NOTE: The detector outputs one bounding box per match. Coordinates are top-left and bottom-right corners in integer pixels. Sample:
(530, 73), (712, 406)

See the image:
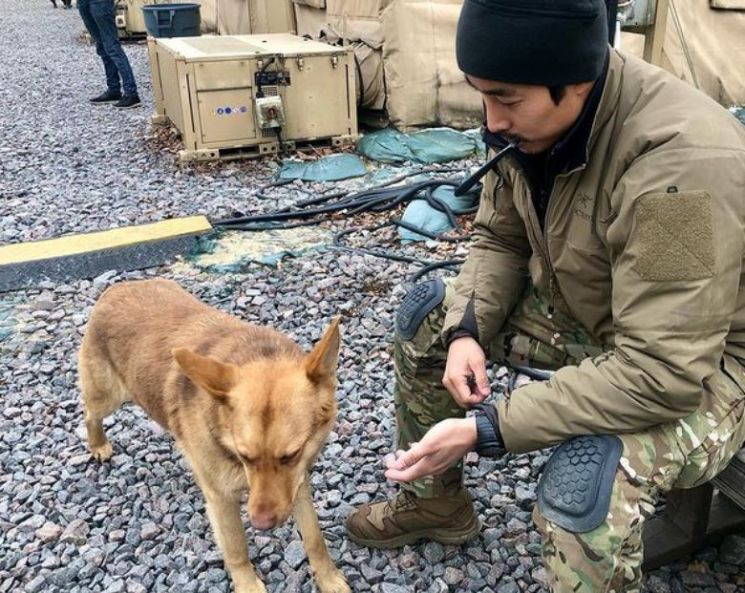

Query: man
(346, 0), (745, 590)
(78, 0), (140, 108)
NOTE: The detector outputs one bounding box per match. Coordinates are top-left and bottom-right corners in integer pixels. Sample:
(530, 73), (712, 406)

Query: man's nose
(484, 103), (511, 134)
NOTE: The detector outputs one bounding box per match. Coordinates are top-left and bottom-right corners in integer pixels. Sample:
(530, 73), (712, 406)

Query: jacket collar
(585, 49), (625, 160)
(548, 51), (609, 172)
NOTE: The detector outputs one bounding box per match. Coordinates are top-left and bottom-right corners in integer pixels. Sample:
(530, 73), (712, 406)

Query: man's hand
(384, 418), (477, 483)
(443, 337), (490, 407)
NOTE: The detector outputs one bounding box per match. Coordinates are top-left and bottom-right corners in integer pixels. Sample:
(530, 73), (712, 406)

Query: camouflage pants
(394, 280), (745, 593)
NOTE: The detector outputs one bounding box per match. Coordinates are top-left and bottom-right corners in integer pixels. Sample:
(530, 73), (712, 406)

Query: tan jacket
(443, 50), (745, 453)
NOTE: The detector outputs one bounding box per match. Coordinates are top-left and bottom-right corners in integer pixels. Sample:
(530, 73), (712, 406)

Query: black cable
(251, 166), (465, 202)
(332, 221), (467, 280)
(212, 167), (489, 281)
(276, 126), (286, 157)
(256, 57), (275, 98)
(215, 176), (468, 227)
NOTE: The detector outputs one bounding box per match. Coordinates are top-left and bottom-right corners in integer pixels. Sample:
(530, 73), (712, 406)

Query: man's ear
(304, 316), (341, 385)
(172, 348), (239, 401)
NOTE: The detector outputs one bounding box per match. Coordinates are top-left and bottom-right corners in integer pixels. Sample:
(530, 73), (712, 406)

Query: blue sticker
(225, 107), (232, 115)
(217, 107), (224, 115)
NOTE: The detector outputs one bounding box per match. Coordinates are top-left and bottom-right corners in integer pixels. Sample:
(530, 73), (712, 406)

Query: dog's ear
(172, 348), (239, 401)
(304, 316), (341, 385)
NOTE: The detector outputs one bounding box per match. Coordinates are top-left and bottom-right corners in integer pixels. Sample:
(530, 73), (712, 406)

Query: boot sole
(114, 103), (142, 109)
(90, 100), (121, 105)
(347, 515), (481, 549)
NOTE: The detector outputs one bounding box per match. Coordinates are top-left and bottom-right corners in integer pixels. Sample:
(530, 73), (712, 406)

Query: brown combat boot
(346, 488), (480, 548)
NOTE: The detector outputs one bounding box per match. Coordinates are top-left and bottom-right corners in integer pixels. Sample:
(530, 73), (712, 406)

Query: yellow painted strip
(0, 216), (212, 265)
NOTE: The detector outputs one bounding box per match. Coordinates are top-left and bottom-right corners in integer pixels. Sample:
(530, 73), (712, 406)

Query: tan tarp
(622, 0), (745, 105)
(353, 42), (386, 109)
(198, 0), (295, 35)
(381, 0), (480, 129)
(710, 0), (745, 9)
(291, 0), (745, 129)
(294, 3), (329, 38)
(195, 0), (218, 32)
(247, 0), (296, 34)
(216, 0), (250, 34)
(294, 0), (326, 7)
(324, 0), (391, 47)
(293, 0), (389, 109)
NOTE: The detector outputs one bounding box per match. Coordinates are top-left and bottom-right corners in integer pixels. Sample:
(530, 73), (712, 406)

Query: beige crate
(148, 33), (357, 161)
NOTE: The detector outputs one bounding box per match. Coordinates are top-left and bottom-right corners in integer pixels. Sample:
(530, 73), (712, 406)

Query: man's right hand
(443, 337), (490, 408)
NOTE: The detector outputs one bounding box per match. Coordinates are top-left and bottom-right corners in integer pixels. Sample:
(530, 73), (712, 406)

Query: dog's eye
(239, 454), (257, 465)
(279, 450), (301, 465)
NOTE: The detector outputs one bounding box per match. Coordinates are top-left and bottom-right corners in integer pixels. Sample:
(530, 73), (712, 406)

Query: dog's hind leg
(78, 341), (127, 461)
(294, 480), (350, 593)
(201, 487), (268, 593)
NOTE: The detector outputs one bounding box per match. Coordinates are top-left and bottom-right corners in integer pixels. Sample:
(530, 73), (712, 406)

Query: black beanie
(456, 0), (609, 86)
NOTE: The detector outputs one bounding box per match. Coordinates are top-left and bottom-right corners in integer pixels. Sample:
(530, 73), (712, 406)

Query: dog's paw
(90, 441), (113, 461)
(316, 570), (350, 593)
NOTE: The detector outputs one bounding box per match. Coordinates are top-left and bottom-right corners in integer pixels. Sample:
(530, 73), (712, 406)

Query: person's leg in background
(78, 0), (122, 103)
(88, 0), (140, 107)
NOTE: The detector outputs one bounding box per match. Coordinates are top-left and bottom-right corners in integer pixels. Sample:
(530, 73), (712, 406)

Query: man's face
(466, 75), (594, 155)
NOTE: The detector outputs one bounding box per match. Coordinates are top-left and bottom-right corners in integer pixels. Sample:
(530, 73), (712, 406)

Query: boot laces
(391, 490), (419, 512)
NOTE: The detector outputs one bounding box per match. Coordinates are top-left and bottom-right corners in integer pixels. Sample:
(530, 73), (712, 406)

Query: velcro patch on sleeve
(634, 191), (715, 282)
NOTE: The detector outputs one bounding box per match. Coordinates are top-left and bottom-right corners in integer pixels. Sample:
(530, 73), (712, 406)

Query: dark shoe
(89, 90), (121, 104)
(346, 489), (480, 548)
(113, 94), (141, 109)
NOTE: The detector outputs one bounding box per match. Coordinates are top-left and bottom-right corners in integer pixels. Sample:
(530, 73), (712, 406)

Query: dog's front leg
(294, 479), (350, 593)
(203, 491), (268, 593)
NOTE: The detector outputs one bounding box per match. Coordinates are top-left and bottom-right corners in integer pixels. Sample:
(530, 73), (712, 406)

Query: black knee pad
(537, 435), (623, 533)
(396, 278), (445, 340)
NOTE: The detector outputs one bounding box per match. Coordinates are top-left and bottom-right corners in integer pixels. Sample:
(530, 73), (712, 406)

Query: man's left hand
(384, 418), (478, 483)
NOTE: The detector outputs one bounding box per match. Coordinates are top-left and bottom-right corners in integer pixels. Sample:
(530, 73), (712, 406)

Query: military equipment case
(148, 33), (357, 161)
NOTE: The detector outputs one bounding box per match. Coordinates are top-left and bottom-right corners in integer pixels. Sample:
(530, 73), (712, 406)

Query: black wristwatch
(472, 404), (505, 457)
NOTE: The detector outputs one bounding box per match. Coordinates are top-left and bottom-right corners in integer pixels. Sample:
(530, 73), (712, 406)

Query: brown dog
(78, 278), (350, 593)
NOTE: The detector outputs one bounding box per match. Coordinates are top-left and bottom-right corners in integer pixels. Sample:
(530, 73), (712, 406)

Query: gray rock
(496, 581), (520, 593)
(59, 519), (89, 545)
(284, 540), (306, 569)
(442, 567), (464, 586)
(422, 542), (445, 564)
(380, 584), (409, 593)
(18, 514), (46, 532)
(140, 522), (159, 540)
(35, 521), (63, 542)
(718, 534), (745, 565)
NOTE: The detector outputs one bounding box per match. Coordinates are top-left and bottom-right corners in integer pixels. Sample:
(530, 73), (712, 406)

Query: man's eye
(279, 450), (301, 465)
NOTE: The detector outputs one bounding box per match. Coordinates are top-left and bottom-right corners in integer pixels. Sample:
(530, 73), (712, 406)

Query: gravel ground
(1, 2), (744, 592)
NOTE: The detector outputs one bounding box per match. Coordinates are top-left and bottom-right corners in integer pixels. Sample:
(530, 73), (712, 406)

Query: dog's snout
(251, 512), (279, 530)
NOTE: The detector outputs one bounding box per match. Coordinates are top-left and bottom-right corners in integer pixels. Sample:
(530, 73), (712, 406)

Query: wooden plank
(712, 450), (745, 509)
(643, 0), (670, 66)
(643, 483), (713, 570)
(643, 486), (745, 569)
